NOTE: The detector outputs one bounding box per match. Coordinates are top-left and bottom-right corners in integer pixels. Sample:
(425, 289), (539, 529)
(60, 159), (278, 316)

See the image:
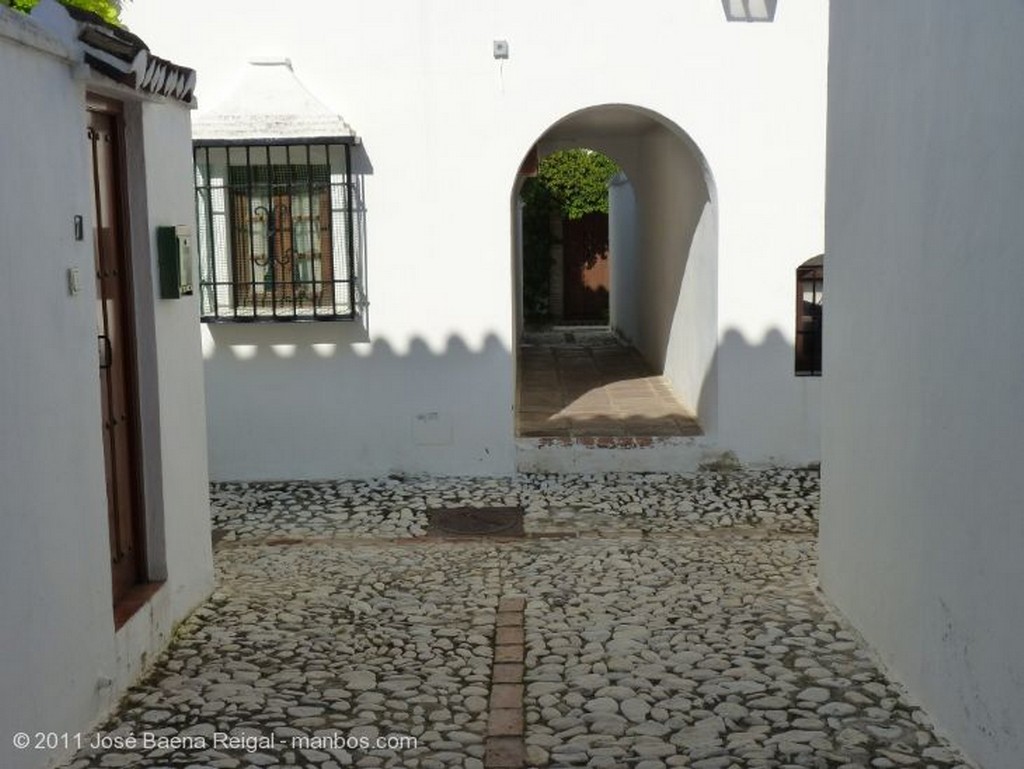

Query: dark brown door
(563, 212), (610, 321)
(88, 102), (145, 604)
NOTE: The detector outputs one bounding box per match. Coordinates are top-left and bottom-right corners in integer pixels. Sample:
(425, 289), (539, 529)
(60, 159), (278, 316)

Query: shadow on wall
(199, 327), (516, 479)
(695, 327), (821, 462)
(629, 166), (711, 370)
(609, 121), (717, 429)
(202, 326), (508, 364)
(199, 324), (800, 405)
(202, 321), (819, 476)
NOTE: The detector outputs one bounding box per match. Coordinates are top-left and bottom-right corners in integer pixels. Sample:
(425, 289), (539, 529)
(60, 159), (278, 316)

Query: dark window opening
(796, 255), (823, 375)
(193, 142), (356, 322)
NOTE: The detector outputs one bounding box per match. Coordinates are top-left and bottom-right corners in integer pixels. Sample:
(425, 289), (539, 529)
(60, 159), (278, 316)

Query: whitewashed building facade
(123, 0), (829, 481)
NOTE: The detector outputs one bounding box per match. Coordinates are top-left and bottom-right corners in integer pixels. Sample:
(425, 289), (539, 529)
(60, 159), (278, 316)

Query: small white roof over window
(192, 58), (357, 142)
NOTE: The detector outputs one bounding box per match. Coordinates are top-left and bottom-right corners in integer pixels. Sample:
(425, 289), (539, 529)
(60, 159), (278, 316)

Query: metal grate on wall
(193, 142), (356, 322)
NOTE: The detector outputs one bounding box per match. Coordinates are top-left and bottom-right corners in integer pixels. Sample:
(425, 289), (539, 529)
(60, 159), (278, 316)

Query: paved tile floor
(62, 470), (972, 769)
(517, 329), (702, 438)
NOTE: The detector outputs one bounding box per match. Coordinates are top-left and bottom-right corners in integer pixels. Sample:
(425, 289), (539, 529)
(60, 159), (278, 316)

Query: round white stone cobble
(798, 686), (832, 703)
(57, 469), (970, 769)
(209, 470), (821, 543)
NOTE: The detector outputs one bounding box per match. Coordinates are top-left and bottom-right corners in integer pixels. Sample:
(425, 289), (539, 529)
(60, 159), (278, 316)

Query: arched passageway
(511, 105), (718, 441)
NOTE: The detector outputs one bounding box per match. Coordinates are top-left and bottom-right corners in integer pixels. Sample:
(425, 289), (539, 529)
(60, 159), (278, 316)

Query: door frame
(87, 93), (149, 610)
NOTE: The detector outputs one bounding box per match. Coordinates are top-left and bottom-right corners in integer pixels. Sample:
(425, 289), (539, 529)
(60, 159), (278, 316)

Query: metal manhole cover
(426, 506), (525, 537)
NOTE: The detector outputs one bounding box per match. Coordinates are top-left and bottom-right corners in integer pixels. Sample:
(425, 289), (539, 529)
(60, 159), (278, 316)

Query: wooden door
(563, 212), (610, 321)
(88, 102), (145, 604)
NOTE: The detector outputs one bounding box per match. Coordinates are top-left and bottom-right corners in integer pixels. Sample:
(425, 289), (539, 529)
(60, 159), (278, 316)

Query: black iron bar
(205, 147), (220, 319)
(263, 146), (277, 320)
(286, 145), (297, 318)
(345, 143), (355, 319)
(245, 145), (257, 320)
(306, 144), (318, 318)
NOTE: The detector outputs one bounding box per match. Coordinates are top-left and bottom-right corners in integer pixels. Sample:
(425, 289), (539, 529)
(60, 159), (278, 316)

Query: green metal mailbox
(157, 225), (194, 299)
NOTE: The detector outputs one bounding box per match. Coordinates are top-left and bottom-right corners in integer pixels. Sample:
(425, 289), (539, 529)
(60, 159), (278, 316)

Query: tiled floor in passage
(516, 328), (702, 438)
(61, 470), (971, 769)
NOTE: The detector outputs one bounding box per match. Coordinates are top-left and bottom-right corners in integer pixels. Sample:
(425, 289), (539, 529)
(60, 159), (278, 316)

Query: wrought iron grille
(193, 142), (356, 321)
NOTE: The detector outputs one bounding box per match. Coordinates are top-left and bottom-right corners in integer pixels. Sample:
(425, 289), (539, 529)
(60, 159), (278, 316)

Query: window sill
(200, 314), (357, 324)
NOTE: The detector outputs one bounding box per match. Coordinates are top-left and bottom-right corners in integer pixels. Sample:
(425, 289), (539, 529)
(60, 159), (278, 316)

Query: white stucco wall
(608, 173), (637, 338)
(821, 3), (1024, 768)
(633, 125), (718, 430)
(133, 98), (216, 636)
(0, 10), (212, 769)
(123, 0), (827, 479)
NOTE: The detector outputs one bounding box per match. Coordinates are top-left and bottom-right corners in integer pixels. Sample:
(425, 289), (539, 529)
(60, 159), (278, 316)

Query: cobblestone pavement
(63, 470), (973, 769)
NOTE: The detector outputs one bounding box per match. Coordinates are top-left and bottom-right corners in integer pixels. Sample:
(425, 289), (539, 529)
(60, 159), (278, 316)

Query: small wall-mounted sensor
(493, 40), (509, 59)
(73, 215), (84, 241)
(67, 267), (81, 296)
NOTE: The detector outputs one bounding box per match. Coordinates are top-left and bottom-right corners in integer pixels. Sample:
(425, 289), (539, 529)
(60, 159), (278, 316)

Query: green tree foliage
(5, 0), (121, 25)
(535, 148), (619, 221)
(519, 178), (556, 317)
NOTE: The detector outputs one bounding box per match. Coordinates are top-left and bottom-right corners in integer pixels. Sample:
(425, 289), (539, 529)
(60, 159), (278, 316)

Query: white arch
(510, 103), (719, 431)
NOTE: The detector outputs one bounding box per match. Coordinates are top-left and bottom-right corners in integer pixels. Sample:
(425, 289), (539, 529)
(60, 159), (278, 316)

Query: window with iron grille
(795, 255), (823, 375)
(193, 142), (356, 321)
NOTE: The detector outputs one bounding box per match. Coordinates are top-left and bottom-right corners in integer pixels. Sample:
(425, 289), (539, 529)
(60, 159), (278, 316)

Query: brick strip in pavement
(485, 595), (527, 768)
